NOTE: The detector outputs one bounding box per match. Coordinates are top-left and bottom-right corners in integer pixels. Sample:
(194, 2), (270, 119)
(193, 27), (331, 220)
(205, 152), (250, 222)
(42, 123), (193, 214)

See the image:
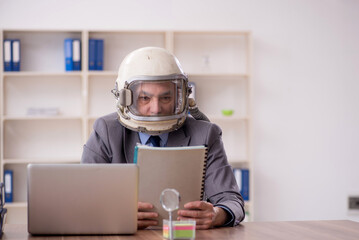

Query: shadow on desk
(3, 220), (359, 240)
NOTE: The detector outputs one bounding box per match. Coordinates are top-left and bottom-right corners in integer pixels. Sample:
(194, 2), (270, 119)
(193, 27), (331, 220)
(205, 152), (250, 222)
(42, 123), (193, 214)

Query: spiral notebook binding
(200, 146), (208, 200)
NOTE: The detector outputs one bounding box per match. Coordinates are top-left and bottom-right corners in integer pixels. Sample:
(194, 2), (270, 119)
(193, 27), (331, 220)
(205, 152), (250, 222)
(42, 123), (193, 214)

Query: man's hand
(138, 202), (158, 229)
(177, 201), (228, 229)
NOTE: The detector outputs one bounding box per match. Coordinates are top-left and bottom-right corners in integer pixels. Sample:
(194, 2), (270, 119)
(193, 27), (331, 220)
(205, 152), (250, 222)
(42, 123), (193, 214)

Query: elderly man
(81, 47), (245, 229)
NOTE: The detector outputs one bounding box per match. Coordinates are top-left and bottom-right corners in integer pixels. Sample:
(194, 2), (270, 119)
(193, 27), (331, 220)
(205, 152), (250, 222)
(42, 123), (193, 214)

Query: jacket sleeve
(81, 117), (113, 164)
(204, 123), (245, 226)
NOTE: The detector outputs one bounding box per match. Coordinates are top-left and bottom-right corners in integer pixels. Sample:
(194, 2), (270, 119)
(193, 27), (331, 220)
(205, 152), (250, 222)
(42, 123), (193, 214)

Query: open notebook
(134, 145), (207, 227)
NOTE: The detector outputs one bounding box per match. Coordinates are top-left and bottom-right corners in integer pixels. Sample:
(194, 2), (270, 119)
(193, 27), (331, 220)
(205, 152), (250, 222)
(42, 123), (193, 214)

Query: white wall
(1, 0), (359, 222)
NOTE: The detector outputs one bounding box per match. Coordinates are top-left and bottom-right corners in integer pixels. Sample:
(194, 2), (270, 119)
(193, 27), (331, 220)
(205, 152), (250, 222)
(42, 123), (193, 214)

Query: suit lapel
(124, 128), (140, 163)
(167, 127), (190, 147)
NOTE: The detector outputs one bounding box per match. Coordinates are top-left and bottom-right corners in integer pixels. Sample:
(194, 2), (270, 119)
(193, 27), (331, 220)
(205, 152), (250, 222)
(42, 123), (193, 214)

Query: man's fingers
(177, 209), (214, 219)
(137, 211), (158, 229)
(137, 202), (159, 229)
(138, 202), (154, 210)
(184, 201), (213, 211)
(178, 209), (201, 218)
(183, 201), (206, 209)
(138, 211), (158, 220)
(178, 201), (216, 230)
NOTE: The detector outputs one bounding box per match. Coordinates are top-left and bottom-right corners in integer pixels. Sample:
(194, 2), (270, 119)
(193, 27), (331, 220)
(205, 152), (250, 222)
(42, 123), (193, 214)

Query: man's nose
(149, 98), (161, 114)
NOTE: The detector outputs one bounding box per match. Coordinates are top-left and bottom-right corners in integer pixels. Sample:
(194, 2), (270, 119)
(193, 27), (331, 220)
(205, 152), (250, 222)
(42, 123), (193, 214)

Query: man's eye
(160, 96), (172, 103)
(139, 96), (150, 102)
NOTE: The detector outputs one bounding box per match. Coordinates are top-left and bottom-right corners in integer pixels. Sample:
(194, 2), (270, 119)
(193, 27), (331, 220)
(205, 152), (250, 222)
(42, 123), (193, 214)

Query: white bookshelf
(0, 29), (252, 223)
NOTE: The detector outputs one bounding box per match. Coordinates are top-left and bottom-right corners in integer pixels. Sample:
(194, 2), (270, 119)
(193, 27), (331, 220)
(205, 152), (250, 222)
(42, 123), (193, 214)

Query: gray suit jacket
(81, 112), (245, 226)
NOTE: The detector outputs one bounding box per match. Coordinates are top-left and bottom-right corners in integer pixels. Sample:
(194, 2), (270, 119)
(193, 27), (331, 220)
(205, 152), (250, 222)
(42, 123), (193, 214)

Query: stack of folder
(3, 39), (21, 71)
(4, 170), (13, 203)
(233, 168), (249, 201)
(88, 39), (104, 70)
(64, 38), (81, 71)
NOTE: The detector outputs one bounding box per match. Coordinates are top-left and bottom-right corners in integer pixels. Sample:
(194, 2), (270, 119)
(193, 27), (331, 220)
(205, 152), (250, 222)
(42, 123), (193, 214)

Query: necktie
(148, 135), (161, 147)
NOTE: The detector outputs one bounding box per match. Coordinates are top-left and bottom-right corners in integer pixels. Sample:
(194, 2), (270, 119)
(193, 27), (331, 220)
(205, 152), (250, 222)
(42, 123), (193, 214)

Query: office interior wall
(1, 0), (359, 222)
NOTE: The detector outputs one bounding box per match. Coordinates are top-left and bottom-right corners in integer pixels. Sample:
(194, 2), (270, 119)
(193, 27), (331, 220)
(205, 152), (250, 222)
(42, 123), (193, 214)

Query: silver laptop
(27, 163), (138, 235)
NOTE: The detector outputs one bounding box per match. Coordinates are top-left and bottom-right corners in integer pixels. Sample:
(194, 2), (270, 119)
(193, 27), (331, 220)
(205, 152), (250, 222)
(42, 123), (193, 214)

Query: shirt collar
(138, 132), (169, 147)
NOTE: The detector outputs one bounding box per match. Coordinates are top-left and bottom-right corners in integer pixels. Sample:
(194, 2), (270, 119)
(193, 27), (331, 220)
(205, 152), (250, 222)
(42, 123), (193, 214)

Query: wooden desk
(3, 220), (359, 240)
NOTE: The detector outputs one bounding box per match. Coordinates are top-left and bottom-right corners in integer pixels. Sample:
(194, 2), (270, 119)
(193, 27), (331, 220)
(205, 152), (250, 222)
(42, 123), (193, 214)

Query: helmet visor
(128, 79), (187, 119)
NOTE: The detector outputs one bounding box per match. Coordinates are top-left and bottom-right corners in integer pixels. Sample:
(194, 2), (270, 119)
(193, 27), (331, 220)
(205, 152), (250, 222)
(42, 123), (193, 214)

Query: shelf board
(3, 29), (82, 33)
(2, 116), (83, 121)
(229, 160), (250, 167)
(174, 30), (251, 35)
(209, 115), (249, 122)
(88, 71), (117, 76)
(3, 71), (82, 77)
(2, 159), (80, 165)
(89, 30), (166, 34)
(88, 116), (105, 121)
(4, 202), (27, 208)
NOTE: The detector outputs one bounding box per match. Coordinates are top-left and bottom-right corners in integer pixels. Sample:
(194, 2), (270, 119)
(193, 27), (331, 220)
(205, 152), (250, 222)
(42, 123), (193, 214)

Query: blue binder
(96, 39), (104, 70)
(4, 170), (13, 203)
(88, 39), (96, 70)
(241, 169), (249, 201)
(72, 39), (81, 71)
(11, 39), (21, 71)
(3, 39), (12, 71)
(64, 38), (73, 71)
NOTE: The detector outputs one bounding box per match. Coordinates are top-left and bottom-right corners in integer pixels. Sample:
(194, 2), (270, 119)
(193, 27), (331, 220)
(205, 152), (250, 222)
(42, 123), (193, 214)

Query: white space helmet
(112, 47), (191, 135)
